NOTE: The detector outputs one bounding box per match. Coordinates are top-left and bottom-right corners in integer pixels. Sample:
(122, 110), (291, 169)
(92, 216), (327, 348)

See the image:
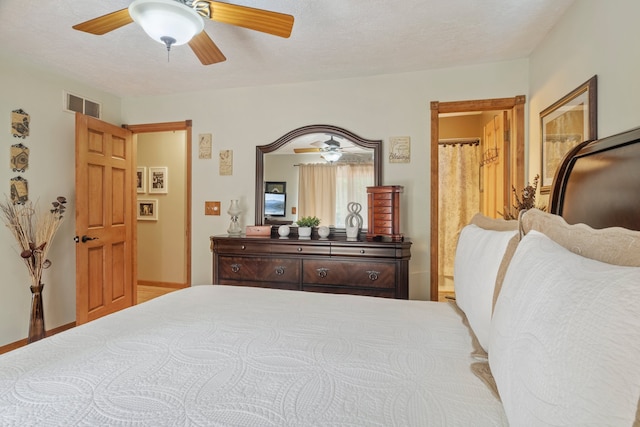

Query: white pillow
(489, 230), (640, 426)
(454, 224), (517, 352)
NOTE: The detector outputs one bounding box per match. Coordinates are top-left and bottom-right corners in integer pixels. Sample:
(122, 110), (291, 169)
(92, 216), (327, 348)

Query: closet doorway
(430, 97), (525, 301)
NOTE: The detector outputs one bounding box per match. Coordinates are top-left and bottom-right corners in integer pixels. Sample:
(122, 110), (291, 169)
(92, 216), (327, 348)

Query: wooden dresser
(210, 235), (412, 299)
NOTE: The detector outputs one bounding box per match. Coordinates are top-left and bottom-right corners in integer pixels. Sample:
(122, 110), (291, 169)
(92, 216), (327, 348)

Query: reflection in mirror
(255, 125), (382, 230)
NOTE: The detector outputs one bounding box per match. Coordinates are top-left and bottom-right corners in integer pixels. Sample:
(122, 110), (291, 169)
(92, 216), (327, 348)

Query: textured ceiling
(0, 0), (575, 97)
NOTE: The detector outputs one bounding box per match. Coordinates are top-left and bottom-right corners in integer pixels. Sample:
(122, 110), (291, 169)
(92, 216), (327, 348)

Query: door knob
(74, 235), (99, 243)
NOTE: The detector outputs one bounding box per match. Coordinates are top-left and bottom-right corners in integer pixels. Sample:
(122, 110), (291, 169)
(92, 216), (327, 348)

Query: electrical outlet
(205, 201), (221, 216)
(292, 207), (297, 214)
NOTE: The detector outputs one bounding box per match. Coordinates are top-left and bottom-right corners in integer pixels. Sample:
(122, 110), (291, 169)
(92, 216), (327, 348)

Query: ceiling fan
(294, 136), (342, 154)
(294, 135), (346, 162)
(72, 0), (294, 65)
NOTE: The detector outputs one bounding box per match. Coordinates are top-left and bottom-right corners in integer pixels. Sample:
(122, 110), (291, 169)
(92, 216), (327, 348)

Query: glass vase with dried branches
(0, 196), (67, 343)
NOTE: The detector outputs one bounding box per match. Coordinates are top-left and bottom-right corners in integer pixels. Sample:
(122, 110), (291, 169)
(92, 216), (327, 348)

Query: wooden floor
(137, 285), (180, 304)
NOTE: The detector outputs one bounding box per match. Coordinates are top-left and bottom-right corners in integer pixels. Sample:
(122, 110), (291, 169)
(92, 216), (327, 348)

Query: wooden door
(75, 113), (135, 325)
(481, 112), (508, 218)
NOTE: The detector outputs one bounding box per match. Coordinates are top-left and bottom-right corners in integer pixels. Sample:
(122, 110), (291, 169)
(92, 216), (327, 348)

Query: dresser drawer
(219, 256), (300, 283)
(372, 198), (393, 207)
(272, 243), (330, 256)
(215, 240), (268, 254)
(372, 192), (394, 200)
(373, 206), (393, 215)
(330, 245), (398, 258)
(372, 219), (393, 228)
(303, 260), (395, 288)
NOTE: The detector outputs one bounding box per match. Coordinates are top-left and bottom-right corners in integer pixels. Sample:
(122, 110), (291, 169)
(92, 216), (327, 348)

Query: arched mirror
(255, 125), (382, 230)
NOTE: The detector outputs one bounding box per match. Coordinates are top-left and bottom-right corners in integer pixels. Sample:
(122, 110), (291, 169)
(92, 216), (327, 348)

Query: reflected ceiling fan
(72, 0), (294, 65)
(294, 135), (345, 162)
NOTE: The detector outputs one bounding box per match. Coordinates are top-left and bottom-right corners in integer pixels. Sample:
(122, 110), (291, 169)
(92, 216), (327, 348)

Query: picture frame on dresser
(540, 75), (597, 193)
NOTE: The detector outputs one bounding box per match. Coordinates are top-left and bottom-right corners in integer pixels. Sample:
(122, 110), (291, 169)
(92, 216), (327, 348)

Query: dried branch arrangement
(500, 175), (545, 220)
(0, 196), (67, 286)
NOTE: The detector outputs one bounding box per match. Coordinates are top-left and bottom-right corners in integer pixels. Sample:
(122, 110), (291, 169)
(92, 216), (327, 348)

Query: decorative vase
(278, 224), (290, 238)
(346, 226), (359, 241)
(345, 202), (363, 241)
(227, 199), (242, 236)
(298, 226), (312, 239)
(28, 283), (45, 344)
(318, 225), (330, 239)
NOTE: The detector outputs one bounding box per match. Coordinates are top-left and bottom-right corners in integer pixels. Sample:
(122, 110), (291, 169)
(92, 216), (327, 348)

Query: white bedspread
(0, 285), (506, 426)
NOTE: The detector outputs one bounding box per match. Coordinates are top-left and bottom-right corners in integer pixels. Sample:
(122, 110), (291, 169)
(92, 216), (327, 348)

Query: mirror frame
(255, 124), (382, 227)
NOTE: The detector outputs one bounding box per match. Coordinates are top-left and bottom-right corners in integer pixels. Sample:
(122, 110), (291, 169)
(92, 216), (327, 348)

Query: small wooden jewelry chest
(366, 185), (403, 242)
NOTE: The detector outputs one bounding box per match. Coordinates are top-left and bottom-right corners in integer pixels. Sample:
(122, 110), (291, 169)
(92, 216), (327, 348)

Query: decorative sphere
(278, 225), (290, 237)
(318, 226), (330, 238)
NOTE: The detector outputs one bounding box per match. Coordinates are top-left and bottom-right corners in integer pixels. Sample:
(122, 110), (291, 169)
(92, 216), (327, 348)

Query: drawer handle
(275, 266), (285, 276)
(366, 270), (380, 281)
(316, 267), (329, 278)
(360, 249), (365, 254)
(297, 247), (303, 252)
(231, 263), (241, 273)
(241, 245), (246, 250)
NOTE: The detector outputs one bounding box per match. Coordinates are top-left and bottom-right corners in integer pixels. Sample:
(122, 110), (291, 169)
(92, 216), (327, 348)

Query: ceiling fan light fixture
(322, 150), (342, 163)
(129, 0), (204, 47)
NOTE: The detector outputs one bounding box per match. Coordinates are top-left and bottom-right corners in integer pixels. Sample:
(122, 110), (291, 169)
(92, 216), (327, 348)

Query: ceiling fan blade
(294, 148), (321, 154)
(189, 31), (227, 65)
(208, 1), (294, 38)
(72, 8), (133, 35)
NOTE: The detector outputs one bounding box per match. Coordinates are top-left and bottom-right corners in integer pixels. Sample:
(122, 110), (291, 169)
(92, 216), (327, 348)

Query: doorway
(124, 121), (193, 292)
(429, 96), (525, 301)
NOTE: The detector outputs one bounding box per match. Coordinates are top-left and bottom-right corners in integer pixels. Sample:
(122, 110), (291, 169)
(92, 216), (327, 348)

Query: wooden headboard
(550, 126), (640, 231)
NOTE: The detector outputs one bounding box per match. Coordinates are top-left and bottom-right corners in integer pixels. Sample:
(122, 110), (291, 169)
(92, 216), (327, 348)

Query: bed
(1, 128), (639, 426)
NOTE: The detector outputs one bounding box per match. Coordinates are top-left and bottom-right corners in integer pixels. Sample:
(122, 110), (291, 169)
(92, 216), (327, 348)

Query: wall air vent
(63, 91), (101, 119)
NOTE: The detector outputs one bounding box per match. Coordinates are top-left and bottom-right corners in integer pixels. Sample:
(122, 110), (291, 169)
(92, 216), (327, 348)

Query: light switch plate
(205, 201), (221, 216)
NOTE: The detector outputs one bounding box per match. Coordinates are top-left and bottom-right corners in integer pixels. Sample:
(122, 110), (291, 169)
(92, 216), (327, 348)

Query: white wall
(528, 0), (640, 195)
(0, 53), (122, 346)
(121, 59), (530, 301)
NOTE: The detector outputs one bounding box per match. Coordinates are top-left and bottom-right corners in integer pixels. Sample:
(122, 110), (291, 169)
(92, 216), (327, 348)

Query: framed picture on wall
(137, 199), (158, 221)
(149, 166), (168, 194)
(136, 167), (146, 193)
(265, 181), (286, 194)
(540, 75), (597, 193)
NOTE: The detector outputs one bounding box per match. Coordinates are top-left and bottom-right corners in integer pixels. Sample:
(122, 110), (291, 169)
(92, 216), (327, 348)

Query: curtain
(438, 144), (480, 288)
(298, 164), (337, 226)
(335, 164), (374, 227)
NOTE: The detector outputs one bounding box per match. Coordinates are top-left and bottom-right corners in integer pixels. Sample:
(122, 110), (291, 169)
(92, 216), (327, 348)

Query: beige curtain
(298, 164), (337, 226)
(438, 144), (480, 288)
(335, 164), (374, 227)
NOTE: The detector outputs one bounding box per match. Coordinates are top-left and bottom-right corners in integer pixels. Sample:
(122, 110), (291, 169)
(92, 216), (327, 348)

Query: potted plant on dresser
(296, 216), (320, 239)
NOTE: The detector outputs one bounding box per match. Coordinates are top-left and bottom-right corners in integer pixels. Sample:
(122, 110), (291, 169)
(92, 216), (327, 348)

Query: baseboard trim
(137, 280), (188, 289)
(0, 321), (76, 355)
